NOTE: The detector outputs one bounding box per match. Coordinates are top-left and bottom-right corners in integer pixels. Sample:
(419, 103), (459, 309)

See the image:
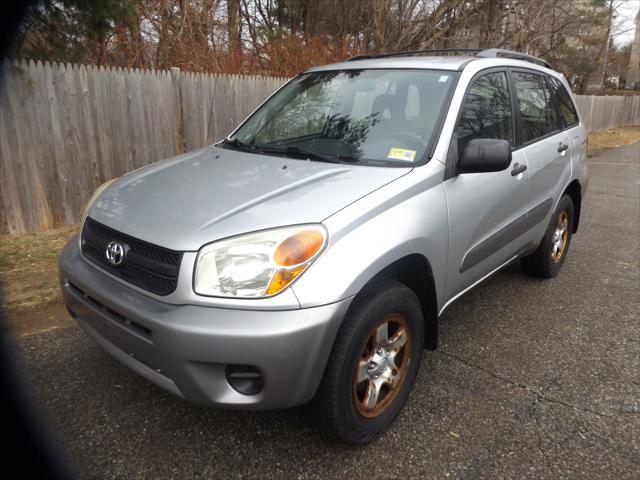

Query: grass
(1, 224), (78, 336)
(588, 126), (640, 156)
(1, 126), (639, 336)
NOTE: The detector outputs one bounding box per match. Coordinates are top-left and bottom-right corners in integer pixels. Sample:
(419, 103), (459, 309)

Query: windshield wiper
(221, 139), (358, 164)
(260, 145), (343, 164)
(219, 138), (263, 154)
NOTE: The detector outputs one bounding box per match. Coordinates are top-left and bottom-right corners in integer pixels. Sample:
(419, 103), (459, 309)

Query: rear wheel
(315, 279), (424, 444)
(521, 195), (574, 278)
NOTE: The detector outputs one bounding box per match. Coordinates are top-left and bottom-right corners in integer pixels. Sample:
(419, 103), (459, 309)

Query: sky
(614, 0), (639, 46)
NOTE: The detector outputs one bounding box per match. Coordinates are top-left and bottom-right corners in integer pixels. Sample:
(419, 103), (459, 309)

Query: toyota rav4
(60, 48), (588, 444)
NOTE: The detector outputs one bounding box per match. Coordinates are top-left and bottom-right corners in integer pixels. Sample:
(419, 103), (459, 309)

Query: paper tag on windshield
(388, 148), (417, 162)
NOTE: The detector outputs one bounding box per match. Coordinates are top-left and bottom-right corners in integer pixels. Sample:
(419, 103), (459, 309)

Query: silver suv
(60, 49), (588, 444)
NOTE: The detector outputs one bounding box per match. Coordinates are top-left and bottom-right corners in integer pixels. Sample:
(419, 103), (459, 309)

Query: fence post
(170, 67), (186, 154)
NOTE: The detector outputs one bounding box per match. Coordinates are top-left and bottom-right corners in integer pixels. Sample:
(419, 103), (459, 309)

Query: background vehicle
(60, 49), (588, 444)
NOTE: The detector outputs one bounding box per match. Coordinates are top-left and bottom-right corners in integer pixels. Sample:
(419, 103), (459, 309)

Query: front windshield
(230, 69), (456, 166)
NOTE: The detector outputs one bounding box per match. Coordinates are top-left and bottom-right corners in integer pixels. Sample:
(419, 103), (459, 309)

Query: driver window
(254, 80), (340, 143)
(455, 72), (513, 153)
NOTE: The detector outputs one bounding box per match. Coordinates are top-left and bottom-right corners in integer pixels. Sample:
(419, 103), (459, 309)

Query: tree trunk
(600, 0), (614, 89)
(227, 0), (242, 56)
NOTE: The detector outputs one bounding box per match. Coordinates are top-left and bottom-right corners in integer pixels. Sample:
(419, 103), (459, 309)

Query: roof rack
(476, 48), (551, 68)
(346, 49), (482, 62)
(347, 47), (551, 69)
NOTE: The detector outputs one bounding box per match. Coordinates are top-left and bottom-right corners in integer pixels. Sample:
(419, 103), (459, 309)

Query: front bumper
(59, 237), (352, 409)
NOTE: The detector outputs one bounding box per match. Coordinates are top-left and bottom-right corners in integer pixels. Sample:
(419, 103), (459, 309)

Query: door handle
(511, 162), (527, 176)
(558, 143), (569, 153)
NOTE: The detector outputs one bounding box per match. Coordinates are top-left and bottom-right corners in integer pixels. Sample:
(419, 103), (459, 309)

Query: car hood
(88, 146), (411, 251)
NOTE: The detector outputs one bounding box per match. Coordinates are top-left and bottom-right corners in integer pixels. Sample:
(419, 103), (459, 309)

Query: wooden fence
(0, 60), (285, 234)
(0, 60), (638, 234)
(574, 95), (640, 133)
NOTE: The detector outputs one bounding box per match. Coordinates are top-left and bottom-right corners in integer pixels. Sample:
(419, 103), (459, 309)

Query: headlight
(83, 178), (116, 219)
(194, 225), (327, 298)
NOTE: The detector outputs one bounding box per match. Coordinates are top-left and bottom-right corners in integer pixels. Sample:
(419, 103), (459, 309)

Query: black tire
(521, 195), (574, 278)
(314, 278), (424, 444)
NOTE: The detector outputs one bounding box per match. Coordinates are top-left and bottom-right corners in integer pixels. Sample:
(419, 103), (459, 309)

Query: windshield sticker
(388, 148), (417, 161)
(438, 75), (450, 82)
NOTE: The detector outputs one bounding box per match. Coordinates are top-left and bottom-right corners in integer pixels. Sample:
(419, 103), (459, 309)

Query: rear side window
(542, 78), (562, 133)
(455, 71), (513, 152)
(512, 71), (557, 144)
(548, 76), (579, 127)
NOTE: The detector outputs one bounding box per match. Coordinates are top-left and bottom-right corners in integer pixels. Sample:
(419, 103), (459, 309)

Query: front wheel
(314, 279), (424, 444)
(521, 194), (574, 278)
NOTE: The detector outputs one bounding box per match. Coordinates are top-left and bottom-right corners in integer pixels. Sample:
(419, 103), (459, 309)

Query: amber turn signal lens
(273, 229), (324, 267)
(266, 229), (325, 295)
(265, 266), (306, 295)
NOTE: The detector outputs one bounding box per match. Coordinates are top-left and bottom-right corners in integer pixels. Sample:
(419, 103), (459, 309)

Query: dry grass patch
(1, 224), (78, 336)
(588, 126), (640, 156)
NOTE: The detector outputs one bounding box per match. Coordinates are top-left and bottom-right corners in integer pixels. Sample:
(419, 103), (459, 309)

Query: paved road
(13, 143), (640, 479)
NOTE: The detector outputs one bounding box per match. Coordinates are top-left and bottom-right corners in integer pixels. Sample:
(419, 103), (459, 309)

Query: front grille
(81, 217), (182, 296)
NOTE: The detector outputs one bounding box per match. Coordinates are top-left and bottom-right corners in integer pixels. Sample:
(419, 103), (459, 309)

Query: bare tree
(12, 0), (618, 86)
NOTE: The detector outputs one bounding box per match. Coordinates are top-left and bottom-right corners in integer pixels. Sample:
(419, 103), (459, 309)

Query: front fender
(292, 161), (449, 310)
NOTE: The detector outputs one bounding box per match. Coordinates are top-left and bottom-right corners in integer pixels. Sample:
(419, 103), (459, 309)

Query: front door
(443, 70), (531, 304)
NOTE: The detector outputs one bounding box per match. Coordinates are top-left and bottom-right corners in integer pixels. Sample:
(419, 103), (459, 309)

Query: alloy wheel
(550, 210), (569, 263)
(352, 313), (412, 418)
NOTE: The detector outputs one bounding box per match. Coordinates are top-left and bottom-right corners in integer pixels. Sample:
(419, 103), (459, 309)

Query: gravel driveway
(12, 142), (640, 479)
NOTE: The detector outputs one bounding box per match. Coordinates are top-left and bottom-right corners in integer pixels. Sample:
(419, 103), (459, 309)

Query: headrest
(371, 94), (403, 120)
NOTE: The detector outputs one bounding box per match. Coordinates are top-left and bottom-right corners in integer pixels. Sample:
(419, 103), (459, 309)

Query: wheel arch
(360, 253), (439, 351)
(563, 180), (582, 233)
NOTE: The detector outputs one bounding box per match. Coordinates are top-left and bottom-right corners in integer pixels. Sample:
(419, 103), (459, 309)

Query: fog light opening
(225, 365), (264, 396)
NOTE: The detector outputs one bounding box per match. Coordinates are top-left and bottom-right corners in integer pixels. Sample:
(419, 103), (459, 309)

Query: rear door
(510, 70), (572, 246)
(443, 69), (531, 302)
(548, 75), (588, 171)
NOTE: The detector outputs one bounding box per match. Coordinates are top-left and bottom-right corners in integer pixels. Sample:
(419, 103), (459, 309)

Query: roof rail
(346, 47), (551, 68)
(346, 54), (374, 61)
(346, 48), (482, 61)
(476, 48), (551, 68)
(376, 48), (483, 58)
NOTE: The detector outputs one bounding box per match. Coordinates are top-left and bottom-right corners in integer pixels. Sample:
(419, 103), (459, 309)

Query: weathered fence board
(0, 59), (638, 234)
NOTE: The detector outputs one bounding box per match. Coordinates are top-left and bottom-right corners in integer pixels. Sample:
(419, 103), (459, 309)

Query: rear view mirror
(457, 139), (512, 174)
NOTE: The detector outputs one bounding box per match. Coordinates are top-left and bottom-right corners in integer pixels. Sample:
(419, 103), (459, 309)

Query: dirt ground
(587, 126), (640, 155)
(0, 225), (78, 336)
(1, 126), (639, 338)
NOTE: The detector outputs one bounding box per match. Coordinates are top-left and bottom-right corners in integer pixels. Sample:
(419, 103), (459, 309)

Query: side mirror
(457, 139), (512, 174)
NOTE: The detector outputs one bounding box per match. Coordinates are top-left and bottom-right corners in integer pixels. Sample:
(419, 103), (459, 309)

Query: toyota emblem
(106, 241), (126, 266)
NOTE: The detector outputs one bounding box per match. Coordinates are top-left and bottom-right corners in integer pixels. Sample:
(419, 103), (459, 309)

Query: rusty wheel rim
(550, 210), (569, 263)
(352, 313), (412, 418)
